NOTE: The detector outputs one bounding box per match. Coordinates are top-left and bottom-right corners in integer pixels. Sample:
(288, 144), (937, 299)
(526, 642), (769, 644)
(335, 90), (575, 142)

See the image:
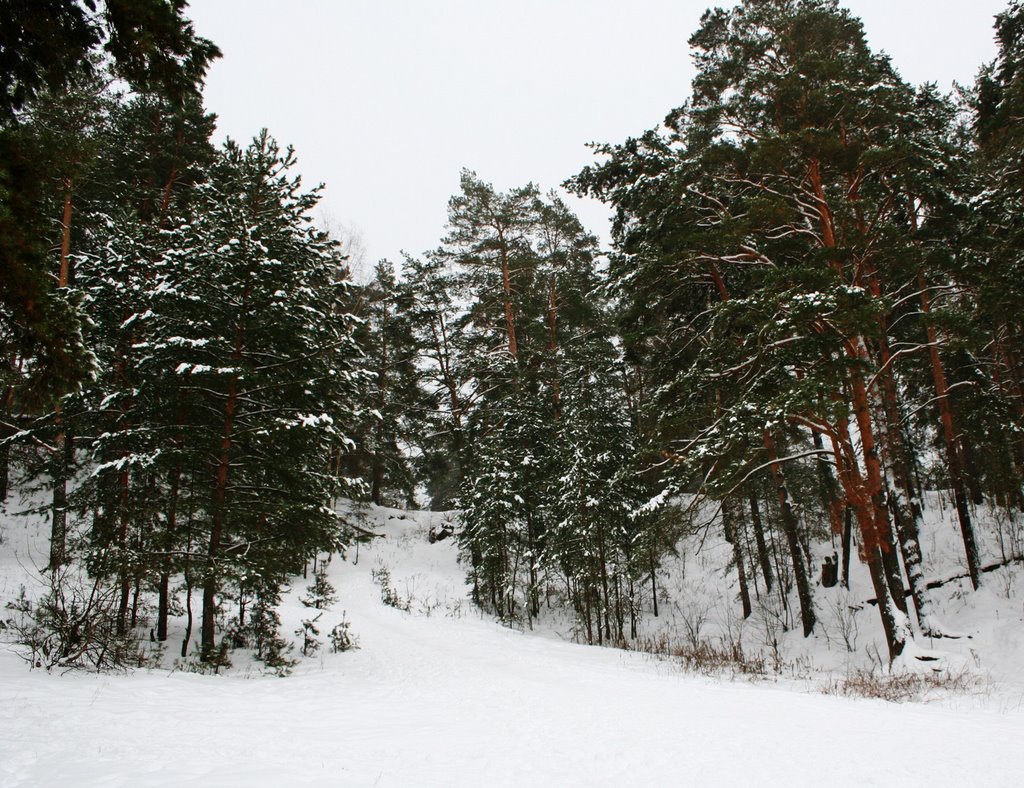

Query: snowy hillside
(3, 495), (1024, 787)
(640, 491), (1024, 685)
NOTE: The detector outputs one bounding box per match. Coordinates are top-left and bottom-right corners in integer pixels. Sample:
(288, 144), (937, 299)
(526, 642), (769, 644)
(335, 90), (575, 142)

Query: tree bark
(649, 551), (659, 617)
(861, 256), (935, 631)
(723, 498), (752, 619)
(808, 158), (908, 659)
(919, 273), (982, 589)
(497, 228), (518, 359)
(116, 467), (132, 636)
(831, 413), (909, 661)
(0, 382), (12, 503)
(764, 432), (815, 636)
(371, 460), (385, 506)
(48, 183), (74, 570)
(748, 492), (774, 593)
(841, 507), (852, 588)
(202, 270), (250, 660)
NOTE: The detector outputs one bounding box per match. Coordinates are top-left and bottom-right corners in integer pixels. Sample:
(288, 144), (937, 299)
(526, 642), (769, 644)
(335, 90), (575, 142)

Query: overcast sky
(186, 0), (1009, 277)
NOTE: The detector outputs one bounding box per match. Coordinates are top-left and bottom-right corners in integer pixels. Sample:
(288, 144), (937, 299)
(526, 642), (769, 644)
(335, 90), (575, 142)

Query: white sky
(186, 0), (1009, 276)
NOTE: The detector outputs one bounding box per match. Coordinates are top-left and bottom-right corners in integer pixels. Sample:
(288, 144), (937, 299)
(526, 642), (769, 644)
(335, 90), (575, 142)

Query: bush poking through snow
(674, 641), (769, 677)
(302, 570), (337, 610)
(329, 613), (359, 652)
(820, 669), (982, 703)
(7, 573), (137, 672)
(207, 640), (233, 674)
(248, 592), (295, 675)
(372, 564), (411, 611)
(824, 590), (862, 653)
(296, 613), (322, 657)
(634, 632), (770, 678)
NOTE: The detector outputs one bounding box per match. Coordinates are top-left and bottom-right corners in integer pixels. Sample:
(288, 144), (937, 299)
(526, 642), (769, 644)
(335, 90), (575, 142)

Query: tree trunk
(831, 414), (910, 661)
(182, 577), (193, 659)
(49, 437), (68, 570)
(807, 159), (910, 659)
(748, 492), (774, 593)
(961, 437), (985, 506)
(202, 263), (251, 660)
(864, 258), (934, 630)
(879, 527), (908, 617)
(59, 183), (73, 288)
(919, 274), (982, 588)
(723, 498), (752, 619)
(628, 574), (638, 639)
(116, 468), (131, 636)
(763, 432), (815, 636)
(0, 381), (14, 503)
(371, 459), (384, 506)
(582, 577), (594, 645)
(526, 509), (540, 619)
(614, 573), (624, 643)
(157, 471), (179, 642)
(810, 428), (847, 540)
(595, 519), (612, 643)
(48, 184), (75, 570)
(203, 367), (237, 659)
(649, 551), (659, 617)
(498, 232), (518, 359)
(842, 312), (900, 615)
(841, 507), (852, 588)
(866, 546), (906, 661)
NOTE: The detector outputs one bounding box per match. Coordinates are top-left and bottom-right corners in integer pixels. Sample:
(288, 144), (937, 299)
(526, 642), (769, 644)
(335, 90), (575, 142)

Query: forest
(2, 0), (1024, 676)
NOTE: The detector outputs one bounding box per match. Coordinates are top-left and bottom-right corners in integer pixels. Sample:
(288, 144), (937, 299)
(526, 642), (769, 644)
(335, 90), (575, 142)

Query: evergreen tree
(156, 131), (363, 660)
(965, 0), (1024, 511)
(351, 260), (425, 506)
(567, 0), (1005, 658)
(402, 252), (467, 508)
(0, 0), (219, 398)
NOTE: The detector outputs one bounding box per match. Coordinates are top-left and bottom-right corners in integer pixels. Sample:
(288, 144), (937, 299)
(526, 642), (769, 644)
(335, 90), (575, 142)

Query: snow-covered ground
(646, 491), (1024, 688)
(2, 495), (1024, 786)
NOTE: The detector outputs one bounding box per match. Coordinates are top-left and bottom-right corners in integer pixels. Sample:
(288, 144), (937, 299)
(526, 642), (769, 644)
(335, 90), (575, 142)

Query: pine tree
(568, 0), (1000, 658)
(402, 253), (466, 508)
(351, 260), (425, 506)
(965, 0), (1024, 514)
(550, 334), (646, 644)
(0, 0), (219, 402)
(155, 131), (363, 660)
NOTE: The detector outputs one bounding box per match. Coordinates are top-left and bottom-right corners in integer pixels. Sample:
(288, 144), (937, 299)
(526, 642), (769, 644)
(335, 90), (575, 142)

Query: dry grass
(820, 668), (984, 703)
(633, 632), (771, 678)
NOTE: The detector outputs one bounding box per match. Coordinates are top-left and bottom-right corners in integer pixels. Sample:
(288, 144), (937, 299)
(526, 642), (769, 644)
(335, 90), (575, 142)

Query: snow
(2, 497), (1024, 786)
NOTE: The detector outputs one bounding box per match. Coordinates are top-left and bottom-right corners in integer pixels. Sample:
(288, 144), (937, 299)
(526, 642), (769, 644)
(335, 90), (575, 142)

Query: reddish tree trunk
(202, 273), (250, 660)
(919, 274), (982, 589)
(498, 233), (518, 359)
(808, 158), (908, 659)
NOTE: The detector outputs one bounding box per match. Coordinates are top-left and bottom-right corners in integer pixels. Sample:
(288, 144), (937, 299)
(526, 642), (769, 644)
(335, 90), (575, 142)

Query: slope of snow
(627, 491), (1024, 691)
(2, 498), (1024, 786)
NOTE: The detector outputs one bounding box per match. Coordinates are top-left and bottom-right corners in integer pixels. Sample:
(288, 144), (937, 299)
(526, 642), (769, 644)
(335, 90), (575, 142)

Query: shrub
(7, 572), (136, 672)
(329, 612), (359, 653)
(821, 668), (980, 703)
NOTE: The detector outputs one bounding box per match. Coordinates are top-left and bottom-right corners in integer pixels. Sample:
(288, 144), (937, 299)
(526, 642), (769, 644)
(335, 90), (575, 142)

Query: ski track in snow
(2, 503), (1023, 786)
